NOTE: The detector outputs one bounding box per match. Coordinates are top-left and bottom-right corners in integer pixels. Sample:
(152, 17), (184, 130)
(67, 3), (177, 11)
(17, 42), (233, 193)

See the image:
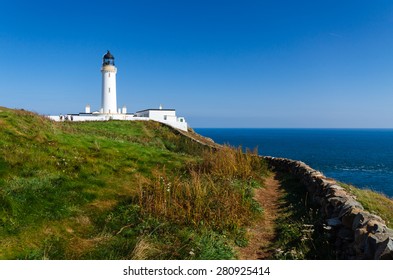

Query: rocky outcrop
(263, 156), (393, 260)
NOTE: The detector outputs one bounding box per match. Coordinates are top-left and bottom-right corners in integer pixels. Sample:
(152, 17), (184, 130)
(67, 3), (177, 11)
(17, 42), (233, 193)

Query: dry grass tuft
(199, 146), (265, 180)
(135, 145), (268, 231)
(130, 237), (159, 260)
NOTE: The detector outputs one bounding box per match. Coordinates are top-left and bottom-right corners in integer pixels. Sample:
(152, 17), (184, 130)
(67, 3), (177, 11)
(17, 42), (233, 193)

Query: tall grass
(198, 146), (266, 180)
(135, 146), (268, 231)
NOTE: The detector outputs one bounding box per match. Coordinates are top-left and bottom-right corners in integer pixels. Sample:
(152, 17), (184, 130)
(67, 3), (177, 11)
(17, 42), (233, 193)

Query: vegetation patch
(269, 173), (335, 259)
(0, 107), (268, 259)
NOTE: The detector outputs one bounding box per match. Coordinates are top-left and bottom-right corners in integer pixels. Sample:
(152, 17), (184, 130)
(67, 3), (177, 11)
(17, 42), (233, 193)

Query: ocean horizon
(194, 128), (393, 198)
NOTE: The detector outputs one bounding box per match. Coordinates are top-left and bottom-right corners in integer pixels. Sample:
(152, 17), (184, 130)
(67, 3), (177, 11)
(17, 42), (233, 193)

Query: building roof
(103, 50), (114, 59)
(136, 109), (175, 113)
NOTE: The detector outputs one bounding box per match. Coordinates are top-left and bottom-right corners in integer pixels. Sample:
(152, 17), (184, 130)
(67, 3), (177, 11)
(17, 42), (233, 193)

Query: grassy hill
(0, 107), (268, 259)
(2, 107), (393, 260)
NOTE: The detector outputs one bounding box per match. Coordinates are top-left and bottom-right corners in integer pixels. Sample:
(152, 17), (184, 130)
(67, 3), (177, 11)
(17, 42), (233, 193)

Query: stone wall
(263, 156), (393, 260)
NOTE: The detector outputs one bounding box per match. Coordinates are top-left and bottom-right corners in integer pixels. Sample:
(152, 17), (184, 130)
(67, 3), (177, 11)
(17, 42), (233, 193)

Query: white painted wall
(169, 119), (188, 131)
(48, 114), (150, 122)
(151, 110), (175, 121)
(101, 65), (117, 114)
(135, 109), (188, 131)
(48, 113), (188, 131)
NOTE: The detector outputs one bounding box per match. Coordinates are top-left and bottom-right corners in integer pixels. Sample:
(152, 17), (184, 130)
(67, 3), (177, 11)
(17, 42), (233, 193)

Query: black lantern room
(103, 50), (115, 66)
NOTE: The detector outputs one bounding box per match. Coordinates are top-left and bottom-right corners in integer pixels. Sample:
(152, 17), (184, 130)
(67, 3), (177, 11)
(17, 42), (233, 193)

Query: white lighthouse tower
(101, 50), (117, 114)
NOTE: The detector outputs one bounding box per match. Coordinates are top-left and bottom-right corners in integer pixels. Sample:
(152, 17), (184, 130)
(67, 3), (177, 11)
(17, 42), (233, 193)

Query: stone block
(374, 237), (393, 260)
(352, 211), (375, 230)
(321, 178), (338, 187)
(341, 207), (363, 229)
(366, 220), (387, 234)
(323, 201), (335, 217)
(364, 233), (388, 259)
(385, 228), (393, 238)
(327, 197), (348, 217)
(326, 217), (342, 227)
(338, 199), (364, 217)
(337, 227), (354, 241)
(354, 228), (368, 254)
(327, 184), (345, 191)
(326, 188), (348, 198)
(364, 234), (379, 259)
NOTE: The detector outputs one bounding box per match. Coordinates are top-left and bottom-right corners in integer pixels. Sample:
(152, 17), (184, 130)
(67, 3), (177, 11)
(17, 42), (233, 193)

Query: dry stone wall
(263, 156), (393, 260)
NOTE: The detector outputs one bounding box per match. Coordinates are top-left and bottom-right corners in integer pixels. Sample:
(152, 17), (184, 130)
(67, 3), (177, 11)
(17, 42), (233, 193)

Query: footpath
(237, 173), (284, 259)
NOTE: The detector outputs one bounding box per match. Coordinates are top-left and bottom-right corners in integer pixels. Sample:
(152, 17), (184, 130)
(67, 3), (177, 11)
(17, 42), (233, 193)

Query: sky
(1, 0), (393, 128)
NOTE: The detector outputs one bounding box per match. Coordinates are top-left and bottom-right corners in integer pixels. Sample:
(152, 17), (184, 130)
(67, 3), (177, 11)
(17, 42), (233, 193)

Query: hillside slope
(0, 107), (267, 259)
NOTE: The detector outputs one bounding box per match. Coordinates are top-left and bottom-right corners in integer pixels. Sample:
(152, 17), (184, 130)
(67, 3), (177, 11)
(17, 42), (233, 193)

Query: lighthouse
(48, 50), (188, 131)
(101, 50), (117, 114)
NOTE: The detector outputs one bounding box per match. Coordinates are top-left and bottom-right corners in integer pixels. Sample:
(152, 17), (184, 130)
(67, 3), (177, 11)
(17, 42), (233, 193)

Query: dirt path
(237, 172), (283, 259)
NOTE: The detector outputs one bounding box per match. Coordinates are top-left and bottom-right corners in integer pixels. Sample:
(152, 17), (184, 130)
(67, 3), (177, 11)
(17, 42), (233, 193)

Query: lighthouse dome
(103, 51), (115, 66)
(103, 50), (114, 59)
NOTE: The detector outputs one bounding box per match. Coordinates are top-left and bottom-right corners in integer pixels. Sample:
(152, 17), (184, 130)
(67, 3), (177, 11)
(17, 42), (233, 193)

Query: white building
(135, 107), (188, 131)
(48, 51), (188, 131)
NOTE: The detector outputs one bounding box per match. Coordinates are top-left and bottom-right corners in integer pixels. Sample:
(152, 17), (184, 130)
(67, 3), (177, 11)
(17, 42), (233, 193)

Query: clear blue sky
(1, 0), (393, 128)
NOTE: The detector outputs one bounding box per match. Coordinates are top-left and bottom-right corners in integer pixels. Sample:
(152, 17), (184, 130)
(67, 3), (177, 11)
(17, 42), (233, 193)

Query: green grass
(0, 107), (268, 259)
(269, 173), (335, 260)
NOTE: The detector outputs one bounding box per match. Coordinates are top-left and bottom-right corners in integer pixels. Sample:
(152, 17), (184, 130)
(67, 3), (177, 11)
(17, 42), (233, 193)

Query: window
(164, 116), (167, 120)
(108, 73), (110, 77)
(109, 87), (111, 93)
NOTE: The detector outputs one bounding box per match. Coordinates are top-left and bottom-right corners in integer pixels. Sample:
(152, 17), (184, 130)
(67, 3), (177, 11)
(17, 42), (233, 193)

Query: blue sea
(194, 128), (393, 198)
